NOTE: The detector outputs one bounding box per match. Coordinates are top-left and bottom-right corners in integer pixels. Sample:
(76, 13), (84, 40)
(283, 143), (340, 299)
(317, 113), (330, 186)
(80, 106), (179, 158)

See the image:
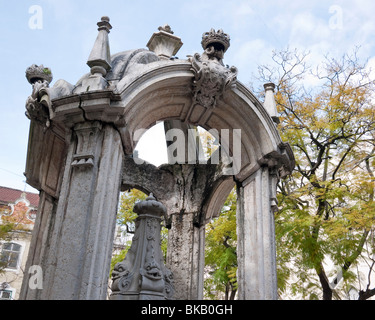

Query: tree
(117, 189), (147, 234)
(204, 189), (237, 300)
(256, 48), (375, 299)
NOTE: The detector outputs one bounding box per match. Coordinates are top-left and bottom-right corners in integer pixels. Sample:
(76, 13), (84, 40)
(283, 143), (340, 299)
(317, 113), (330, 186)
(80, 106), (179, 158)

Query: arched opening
(133, 122), (168, 166)
(121, 120), (239, 300)
(134, 123), (220, 166)
(113, 63), (293, 298)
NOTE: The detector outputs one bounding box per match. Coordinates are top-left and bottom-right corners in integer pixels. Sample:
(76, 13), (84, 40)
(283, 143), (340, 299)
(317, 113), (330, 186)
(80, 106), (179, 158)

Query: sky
(0, 0), (374, 194)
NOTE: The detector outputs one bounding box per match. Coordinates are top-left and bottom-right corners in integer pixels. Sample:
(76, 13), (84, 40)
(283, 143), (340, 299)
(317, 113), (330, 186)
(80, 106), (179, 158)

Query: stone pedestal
(110, 195), (174, 300)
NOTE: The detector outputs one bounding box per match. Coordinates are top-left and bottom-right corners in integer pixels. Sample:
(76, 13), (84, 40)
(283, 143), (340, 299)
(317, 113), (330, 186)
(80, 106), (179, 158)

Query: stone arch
(117, 60), (285, 181)
(20, 18), (294, 300)
(115, 61), (292, 299)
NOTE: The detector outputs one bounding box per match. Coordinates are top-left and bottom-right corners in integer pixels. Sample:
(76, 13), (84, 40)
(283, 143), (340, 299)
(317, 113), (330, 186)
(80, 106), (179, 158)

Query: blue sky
(0, 0), (374, 193)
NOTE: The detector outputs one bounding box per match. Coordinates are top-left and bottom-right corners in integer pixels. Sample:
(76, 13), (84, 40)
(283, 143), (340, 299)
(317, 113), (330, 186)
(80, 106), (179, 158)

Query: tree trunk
(229, 288), (237, 300)
(317, 267), (333, 300)
(358, 288), (375, 300)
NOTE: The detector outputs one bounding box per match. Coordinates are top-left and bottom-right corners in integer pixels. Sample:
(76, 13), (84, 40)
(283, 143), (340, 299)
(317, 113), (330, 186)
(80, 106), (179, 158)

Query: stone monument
(20, 17), (294, 300)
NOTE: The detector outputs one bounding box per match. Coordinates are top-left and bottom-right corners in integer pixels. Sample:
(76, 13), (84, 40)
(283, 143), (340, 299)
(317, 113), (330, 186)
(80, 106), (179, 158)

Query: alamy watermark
(329, 5), (343, 30)
(28, 265), (43, 290)
(133, 128), (242, 176)
(28, 5), (43, 30)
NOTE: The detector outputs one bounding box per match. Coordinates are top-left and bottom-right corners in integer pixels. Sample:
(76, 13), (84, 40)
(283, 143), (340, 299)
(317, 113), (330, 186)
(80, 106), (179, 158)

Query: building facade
(0, 186), (38, 300)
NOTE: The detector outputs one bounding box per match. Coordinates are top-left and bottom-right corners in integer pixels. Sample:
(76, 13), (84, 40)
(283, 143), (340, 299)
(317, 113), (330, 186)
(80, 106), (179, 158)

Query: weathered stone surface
(236, 167), (278, 300)
(45, 123), (123, 300)
(122, 157), (231, 222)
(167, 212), (205, 300)
(21, 122), (124, 300)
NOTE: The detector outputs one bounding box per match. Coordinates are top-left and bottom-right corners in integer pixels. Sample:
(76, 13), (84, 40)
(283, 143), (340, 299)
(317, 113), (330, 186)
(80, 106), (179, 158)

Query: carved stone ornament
(189, 29), (237, 110)
(158, 24), (173, 34)
(201, 28), (230, 53)
(146, 24), (183, 60)
(71, 122), (102, 169)
(110, 194), (174, 300)
(26, 64), (53, 85)
(25, 64), (53, 128)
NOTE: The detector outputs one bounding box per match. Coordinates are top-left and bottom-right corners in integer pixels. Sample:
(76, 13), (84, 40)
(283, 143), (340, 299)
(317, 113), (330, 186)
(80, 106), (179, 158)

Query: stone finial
(134, 193), (166, 217)
(263, 83), (280, 124)
(25, 64), (53, 128)
(158, 24), (173, 34)
(26, 64), (53, 85)
(146, 25), (183, 60)
(87, 16), (112, 76)
(110, 195), (174, 300)
(201, 28), (230, 53)
(97, 16), (111, 32)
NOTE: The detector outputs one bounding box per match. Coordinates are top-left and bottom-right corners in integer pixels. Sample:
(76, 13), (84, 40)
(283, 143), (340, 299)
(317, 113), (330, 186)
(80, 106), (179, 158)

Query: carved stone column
(34, 121), (124, 300)
(19, 190), (59, 300)
(110, 194), (174, 300)
(166, 212), (205, 300)
(21, 17), (127, 300)
(236, 166), (278, 300)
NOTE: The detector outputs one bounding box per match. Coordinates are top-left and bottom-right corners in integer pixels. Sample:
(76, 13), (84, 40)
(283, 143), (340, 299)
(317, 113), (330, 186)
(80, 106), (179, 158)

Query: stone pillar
(146, 24), (183, 60)
(167, 212), (205, 300)
(236, 166), (278, 300)
(20, 119), (66, 300)
(19, 191), (58, 300)
(29, 121), (124, 300)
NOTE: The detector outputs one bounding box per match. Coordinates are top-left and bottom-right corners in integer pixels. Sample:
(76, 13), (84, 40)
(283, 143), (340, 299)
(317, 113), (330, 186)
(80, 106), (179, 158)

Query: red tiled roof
(0, 186), (39, 208)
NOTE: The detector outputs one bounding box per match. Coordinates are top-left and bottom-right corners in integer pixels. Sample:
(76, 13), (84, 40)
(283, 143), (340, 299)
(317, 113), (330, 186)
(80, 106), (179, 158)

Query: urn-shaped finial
(146, 25), (183, 60)
(25, 64), (53, 85)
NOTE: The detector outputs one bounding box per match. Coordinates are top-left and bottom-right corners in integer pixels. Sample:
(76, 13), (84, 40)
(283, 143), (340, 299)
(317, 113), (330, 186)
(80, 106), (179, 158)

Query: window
(0, 289), (12, 300)
(0, 242), (21, 269)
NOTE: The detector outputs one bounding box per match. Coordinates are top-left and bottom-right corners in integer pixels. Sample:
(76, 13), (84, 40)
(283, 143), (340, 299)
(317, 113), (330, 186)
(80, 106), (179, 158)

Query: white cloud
(289, 12), (331, 48)
(230, 38), (273, 82)
(365, 56), (375, 92)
